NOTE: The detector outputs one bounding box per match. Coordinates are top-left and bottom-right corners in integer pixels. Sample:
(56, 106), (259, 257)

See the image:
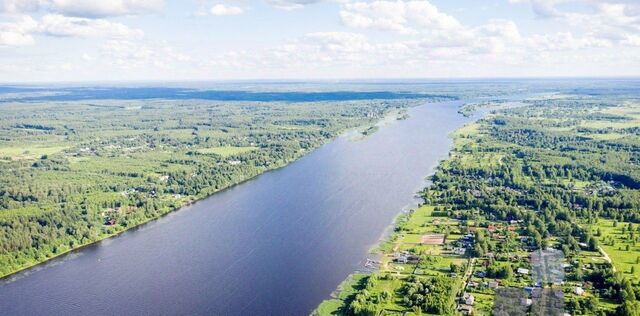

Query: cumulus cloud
(340, 0), (462, 33)
(0, 0), (164, 17)
(511, 0), (640, 27)
(199, 0), (634, 78)
(39, 14), (144, 38)
(0, 0), (41, 14)
(210, 4), (244, 16)
(0, 0), (153, 46)
(0, 14), (37, 46)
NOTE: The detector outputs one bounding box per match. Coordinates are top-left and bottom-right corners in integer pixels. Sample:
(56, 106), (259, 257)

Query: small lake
(0, 100), (477, 315)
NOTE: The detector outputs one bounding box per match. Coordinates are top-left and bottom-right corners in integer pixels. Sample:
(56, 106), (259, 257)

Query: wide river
(0, 100), (477, 315)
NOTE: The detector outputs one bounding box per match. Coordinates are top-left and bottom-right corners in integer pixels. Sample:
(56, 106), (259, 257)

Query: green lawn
(0, 145), (68, 159)
(594, 219), (640, 280)
(196, 146), (258, 156)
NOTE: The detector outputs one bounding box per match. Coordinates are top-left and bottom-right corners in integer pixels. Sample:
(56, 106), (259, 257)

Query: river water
(0, 100), (476, 315)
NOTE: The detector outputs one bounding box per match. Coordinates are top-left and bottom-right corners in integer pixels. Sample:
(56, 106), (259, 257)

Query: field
(0, 145), (68, 160)
(195, 146), (258, 156)
(592, 219), (640, 280)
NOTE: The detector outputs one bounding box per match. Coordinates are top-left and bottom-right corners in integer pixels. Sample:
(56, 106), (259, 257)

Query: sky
(0, 0), (639, 82)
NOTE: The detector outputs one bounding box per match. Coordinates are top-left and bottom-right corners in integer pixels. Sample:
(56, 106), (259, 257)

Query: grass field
(195, 146), (258, 156)
(0, 145), (68, 159)
(593, 219), (640, 280)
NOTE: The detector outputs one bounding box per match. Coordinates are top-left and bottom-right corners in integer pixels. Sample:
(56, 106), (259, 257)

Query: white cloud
(0, 0), (164, 17)
(39, 14), (144, 38)
(210, 4), (244, 16)
(0, 15), (37, 46)
(0, 0), (41, 14)
(511, 0), (640, 27)
(339, 0), (462, 33)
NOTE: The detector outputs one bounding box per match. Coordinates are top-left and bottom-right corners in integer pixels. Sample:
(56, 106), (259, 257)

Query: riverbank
(313, 122), (476, 316)
(0, 105), (419, 281)
(0, 98), (476, 315)
(313, 93), (639, 316)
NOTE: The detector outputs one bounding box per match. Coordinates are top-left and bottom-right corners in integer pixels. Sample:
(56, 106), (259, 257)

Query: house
(406, 255), (420, 264)
(488, 281), (499, 289)
(393, 254), (420, 264)
(462, 292), (475, 305)
(467, 281), (479, 288)
(453, 247), (467, 255)
(459, 305), (473, 315)
(574, 287), (585, 296)
(517, 268), (530, 275)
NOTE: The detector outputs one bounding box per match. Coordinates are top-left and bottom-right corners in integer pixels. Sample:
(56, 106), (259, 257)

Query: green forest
(0, 97), (429, 277)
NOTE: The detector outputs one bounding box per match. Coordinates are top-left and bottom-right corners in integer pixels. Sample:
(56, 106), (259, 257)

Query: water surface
(0, 100), (472, 315)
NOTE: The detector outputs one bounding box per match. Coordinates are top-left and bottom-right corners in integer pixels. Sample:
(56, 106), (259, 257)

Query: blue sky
(0, 0), (639, 82)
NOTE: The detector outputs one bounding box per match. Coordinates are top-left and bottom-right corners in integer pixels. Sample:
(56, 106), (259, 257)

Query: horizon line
(2, 75), (640, 86)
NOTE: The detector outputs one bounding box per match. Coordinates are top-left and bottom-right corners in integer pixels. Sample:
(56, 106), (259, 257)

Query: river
(0, 99), (477, 315)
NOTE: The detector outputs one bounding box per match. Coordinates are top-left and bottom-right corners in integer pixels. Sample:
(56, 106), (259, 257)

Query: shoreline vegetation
(315, 94), (640, 315)
(0, 97), (440, 280)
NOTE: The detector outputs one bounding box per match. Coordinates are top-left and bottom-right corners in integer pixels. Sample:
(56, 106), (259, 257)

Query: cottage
(462, 292), (475, 305)
(517, 268), (530, 275)
(453, 247), (467, 255)
(488, 281), (499, 289)
(574, 287), (585, 296)
(459, 305), (473, 315)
